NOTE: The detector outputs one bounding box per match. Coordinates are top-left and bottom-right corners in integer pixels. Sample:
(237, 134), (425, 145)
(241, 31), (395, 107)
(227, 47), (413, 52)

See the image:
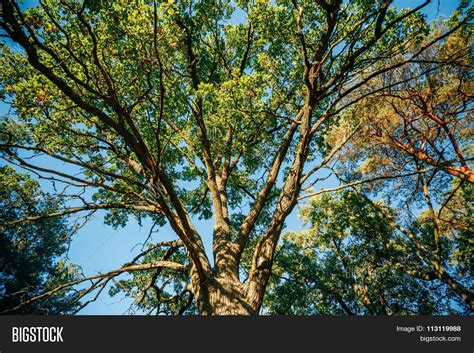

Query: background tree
(0, 166), (82, 314)
(312, 22), (473, 193)
(0, 0), (470, 314)
(265, 189), (472, 315)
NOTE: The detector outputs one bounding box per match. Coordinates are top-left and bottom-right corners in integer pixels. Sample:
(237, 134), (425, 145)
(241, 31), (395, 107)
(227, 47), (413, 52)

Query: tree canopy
(0, 0), (472, 315)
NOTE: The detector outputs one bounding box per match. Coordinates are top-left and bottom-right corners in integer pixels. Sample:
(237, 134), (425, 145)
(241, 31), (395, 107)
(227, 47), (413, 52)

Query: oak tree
(0, 0), (470, 314)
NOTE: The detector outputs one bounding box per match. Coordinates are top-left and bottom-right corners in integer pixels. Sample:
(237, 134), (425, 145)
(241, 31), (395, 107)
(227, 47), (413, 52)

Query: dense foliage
(0, 0), (471, 314)
(0, 166), (81, 314)
(265, 187), (473, 314)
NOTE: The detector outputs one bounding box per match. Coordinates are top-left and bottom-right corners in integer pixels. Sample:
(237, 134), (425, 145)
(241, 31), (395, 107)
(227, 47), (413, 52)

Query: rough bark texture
(197, 277), (257, 315)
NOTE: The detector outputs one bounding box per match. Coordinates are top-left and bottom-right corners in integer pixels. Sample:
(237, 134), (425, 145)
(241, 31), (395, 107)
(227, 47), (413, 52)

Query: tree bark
(193, 275), (259, 315)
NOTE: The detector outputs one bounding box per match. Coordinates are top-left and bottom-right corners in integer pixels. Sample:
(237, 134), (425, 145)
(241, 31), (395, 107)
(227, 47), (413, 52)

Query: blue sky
(0, 0), (461, 314)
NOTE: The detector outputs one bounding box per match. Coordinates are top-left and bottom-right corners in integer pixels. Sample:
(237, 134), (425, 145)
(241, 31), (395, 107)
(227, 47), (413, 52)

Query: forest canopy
(0, 0), (472, 315)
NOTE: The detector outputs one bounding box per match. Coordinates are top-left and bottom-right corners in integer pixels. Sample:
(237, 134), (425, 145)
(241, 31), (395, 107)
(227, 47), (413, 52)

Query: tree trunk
(192, 275), (260, 315)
